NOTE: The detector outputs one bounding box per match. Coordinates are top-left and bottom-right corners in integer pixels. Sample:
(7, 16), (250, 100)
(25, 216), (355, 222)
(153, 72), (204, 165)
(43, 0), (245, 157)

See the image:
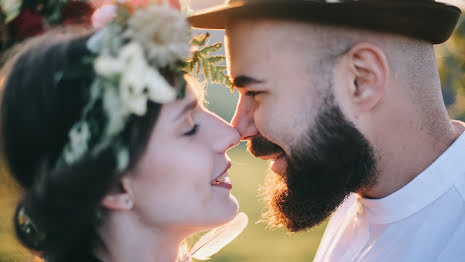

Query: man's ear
(345, 42), (389, 113)
(101, 176), (134, 211)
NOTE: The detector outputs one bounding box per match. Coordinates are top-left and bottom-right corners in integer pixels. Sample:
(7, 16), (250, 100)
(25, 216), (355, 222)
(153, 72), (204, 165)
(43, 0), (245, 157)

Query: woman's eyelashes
(184, 123), (199, 136)
(245, 90), (263, 97)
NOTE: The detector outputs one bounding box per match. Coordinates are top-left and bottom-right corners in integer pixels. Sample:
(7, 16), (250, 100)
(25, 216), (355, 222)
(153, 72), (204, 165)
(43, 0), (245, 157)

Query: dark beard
(259, 104), (378, 232)
(248, 135), (284, 157)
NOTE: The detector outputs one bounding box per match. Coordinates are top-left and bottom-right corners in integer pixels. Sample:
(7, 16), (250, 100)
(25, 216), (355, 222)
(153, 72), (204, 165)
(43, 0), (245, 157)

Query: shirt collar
(356, 132), (465, 224)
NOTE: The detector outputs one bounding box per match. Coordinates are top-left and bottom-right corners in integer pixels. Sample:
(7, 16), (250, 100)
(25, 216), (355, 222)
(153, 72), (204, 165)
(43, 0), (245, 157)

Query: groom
(189, 1), (465, 261)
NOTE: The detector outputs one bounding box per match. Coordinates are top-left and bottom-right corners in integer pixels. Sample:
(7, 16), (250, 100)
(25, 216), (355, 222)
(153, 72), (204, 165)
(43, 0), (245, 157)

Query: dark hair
(0, 31), (164, 262)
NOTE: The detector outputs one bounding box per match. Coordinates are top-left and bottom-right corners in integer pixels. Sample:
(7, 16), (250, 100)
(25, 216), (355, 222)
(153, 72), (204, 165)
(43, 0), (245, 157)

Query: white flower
(94, 55), (123, 77)
(63, 122), (91, 164)
(123, 5), (191, 67)
(116, 148), (130, 172)
(103, 85), (125, 136)
(145, 66), (178, 103)
(94, 42), (176, 117)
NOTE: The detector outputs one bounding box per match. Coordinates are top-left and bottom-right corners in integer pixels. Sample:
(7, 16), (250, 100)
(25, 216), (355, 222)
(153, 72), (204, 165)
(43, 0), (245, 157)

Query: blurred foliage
(438, 14), (465, 119)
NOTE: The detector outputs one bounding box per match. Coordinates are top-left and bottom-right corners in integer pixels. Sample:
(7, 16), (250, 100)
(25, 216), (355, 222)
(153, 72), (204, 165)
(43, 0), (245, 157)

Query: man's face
(226, 19), (327, 172)
(226, 19), (378, 231)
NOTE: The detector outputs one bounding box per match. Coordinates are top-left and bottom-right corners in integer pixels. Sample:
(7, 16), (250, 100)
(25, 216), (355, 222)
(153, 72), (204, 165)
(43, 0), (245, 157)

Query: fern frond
(185, 33), (234, 91)
(191, 33), (210, 46)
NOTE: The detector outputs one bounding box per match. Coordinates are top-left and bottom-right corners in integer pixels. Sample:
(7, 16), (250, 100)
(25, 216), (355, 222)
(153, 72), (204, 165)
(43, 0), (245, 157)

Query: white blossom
(94, 55), (123, 77)
(116, 148), (130, 172)
(103, 86), (125, 137)
(123, 5), (191, 67)
(63, 122), (91, 164)
(94, 42), (176, 117)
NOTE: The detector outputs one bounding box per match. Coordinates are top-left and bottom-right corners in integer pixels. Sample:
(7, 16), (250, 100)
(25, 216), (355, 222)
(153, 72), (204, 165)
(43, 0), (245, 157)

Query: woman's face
(128, 82), (240, 232)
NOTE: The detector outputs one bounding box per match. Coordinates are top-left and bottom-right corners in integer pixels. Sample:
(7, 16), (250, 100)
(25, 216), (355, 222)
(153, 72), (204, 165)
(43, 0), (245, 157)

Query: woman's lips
(211, 163), (232, 190)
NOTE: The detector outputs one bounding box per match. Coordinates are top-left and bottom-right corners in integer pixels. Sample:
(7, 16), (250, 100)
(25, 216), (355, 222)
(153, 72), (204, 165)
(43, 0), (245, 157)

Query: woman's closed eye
(245, 91), (264, 97)
(184, 124), (199, 136)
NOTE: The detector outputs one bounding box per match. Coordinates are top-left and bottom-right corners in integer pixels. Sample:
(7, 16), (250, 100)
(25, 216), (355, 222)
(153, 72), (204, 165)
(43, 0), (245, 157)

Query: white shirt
(313, 133), (465, 262)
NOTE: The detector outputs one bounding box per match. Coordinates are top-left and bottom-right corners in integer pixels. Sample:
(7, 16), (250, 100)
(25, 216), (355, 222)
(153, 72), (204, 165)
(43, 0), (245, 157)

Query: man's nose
(230, 95), (258, 140)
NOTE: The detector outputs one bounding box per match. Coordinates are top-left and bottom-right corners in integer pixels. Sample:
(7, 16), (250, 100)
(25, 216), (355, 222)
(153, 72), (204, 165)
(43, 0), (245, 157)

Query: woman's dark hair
(0, 31), (165, 262)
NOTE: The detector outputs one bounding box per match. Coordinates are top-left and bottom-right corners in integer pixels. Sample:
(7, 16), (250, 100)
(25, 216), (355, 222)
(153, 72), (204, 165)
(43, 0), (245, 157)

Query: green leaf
(208, 56), (225, 64)
(187, 34), (233, 91)
(191, 33), (210, 46)
(200, 43), (222, 55)
(184, 61), (194, 74)
(202, 58), (211, 79)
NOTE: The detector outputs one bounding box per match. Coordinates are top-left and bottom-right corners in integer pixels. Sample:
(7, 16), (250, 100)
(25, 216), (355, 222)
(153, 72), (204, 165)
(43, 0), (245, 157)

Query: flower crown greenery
(53, 1), (232, 172)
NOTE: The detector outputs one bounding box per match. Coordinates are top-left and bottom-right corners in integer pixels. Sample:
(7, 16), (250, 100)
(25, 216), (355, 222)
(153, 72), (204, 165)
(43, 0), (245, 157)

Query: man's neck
(358, 116), (457, 199)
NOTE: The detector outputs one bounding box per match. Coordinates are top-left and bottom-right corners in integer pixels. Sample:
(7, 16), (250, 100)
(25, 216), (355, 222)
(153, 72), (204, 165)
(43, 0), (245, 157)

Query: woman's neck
(96, 212), (188, 262)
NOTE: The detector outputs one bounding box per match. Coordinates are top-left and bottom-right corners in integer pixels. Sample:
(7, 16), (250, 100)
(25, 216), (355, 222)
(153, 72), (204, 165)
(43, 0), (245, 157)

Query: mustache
(248, 135), (283, 157)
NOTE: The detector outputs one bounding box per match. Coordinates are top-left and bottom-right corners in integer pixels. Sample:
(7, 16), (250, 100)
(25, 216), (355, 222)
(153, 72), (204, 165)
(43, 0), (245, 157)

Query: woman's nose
(213, 118), (241, 153)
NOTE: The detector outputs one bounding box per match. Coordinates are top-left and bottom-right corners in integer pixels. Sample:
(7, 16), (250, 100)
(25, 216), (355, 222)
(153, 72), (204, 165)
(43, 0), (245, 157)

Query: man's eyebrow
(175, 99), (198, 120)
(232, 75), (264, 88)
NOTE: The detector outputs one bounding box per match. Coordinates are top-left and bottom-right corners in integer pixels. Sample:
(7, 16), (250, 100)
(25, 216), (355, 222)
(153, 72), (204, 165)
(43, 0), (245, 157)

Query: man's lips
(211, 162), (232, 189)
(270, 154), (287, 175)
(257, 152), (287, 175)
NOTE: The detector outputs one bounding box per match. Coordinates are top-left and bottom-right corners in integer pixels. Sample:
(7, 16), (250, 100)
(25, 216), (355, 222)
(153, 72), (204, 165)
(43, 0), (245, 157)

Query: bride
(0, 2), (245, 262)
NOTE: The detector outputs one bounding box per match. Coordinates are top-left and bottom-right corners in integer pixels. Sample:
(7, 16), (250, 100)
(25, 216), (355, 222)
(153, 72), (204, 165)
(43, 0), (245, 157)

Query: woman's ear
(101, 177), (134, 211)
(344, 42), (389, 113)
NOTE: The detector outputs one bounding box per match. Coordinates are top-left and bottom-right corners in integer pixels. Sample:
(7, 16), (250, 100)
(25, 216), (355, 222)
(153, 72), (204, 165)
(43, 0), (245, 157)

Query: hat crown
(226, 0), (435, 4)
(189, 0), (460, 44)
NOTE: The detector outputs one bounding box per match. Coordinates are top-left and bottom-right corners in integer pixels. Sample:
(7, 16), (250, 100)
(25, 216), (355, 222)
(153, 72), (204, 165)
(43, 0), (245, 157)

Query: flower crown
(53, 1), (232, 172)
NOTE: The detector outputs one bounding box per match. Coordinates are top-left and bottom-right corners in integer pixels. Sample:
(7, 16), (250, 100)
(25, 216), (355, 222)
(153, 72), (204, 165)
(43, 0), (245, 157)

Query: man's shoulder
(453, 169), (465, 201)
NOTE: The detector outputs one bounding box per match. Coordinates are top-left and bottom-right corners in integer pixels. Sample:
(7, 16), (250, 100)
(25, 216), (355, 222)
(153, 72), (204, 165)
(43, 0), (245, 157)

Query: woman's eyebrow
(175, 99), (198, 121)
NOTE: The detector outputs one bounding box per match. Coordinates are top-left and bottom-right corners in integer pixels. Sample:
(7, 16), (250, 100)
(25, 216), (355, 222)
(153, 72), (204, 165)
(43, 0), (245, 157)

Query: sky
(189, 0), (223, 10)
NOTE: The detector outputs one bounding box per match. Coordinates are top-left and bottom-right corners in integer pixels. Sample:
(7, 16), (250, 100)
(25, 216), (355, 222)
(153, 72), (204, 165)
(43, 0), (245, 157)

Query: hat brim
(188, 1), (461, 44)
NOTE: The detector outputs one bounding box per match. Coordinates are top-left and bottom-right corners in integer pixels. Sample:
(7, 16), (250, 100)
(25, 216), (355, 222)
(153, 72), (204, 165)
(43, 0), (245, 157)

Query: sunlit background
(0, 1), (464, 261)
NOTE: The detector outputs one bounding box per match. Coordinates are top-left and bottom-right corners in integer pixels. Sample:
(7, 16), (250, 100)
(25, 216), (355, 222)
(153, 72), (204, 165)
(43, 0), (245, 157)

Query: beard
(254, 103), (378, 232)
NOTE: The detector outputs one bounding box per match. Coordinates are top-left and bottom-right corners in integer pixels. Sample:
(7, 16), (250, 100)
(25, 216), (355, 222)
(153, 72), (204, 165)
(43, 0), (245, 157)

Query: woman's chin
(205, 195), (239, 228)
(224, 194), (240, 219)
